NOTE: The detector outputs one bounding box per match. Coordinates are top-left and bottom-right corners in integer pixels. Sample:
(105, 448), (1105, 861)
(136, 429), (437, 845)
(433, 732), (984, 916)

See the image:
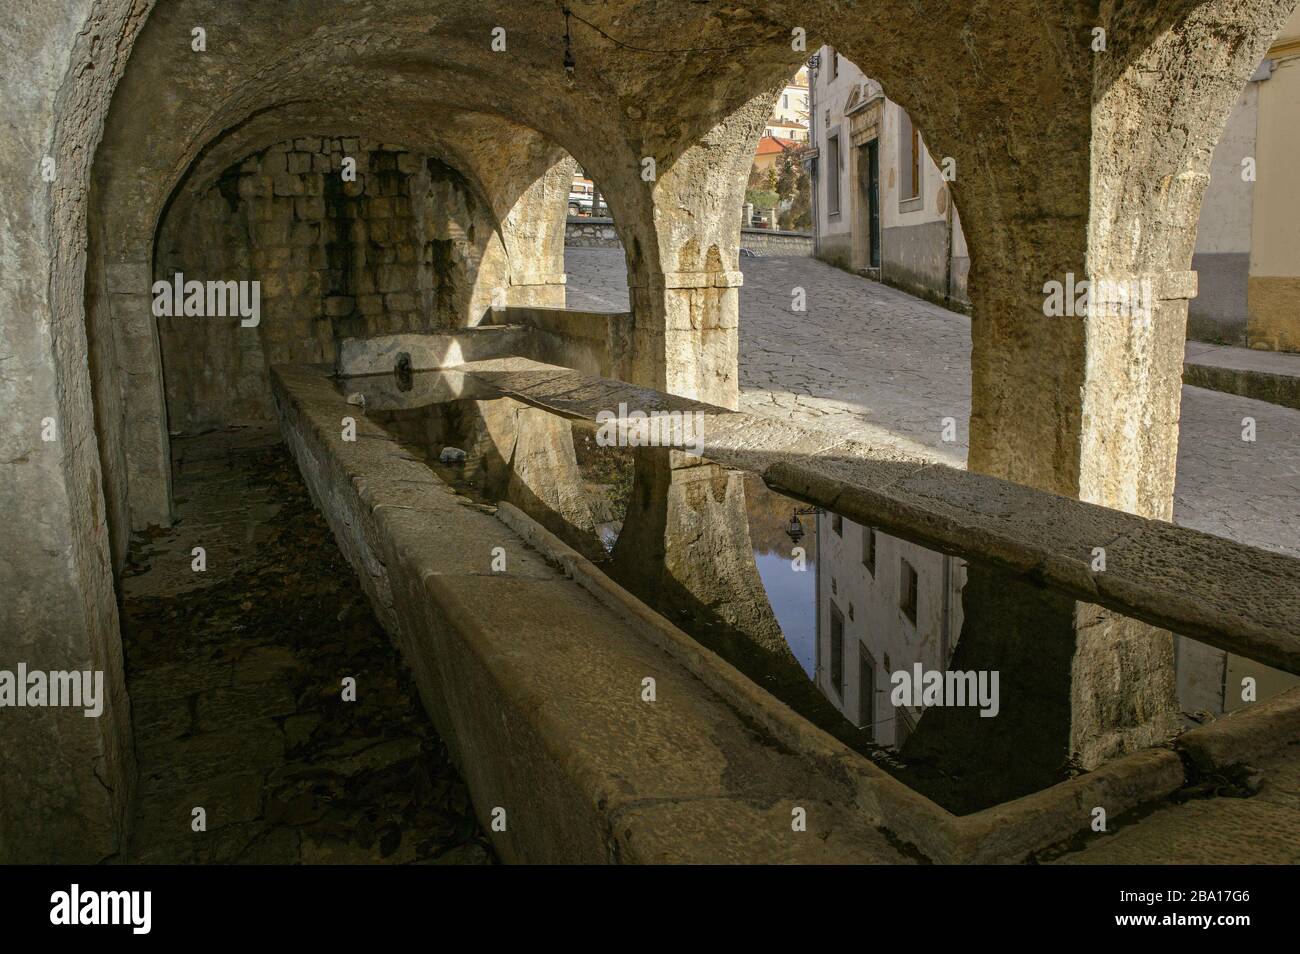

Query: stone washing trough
(264, 328), (1300, 863)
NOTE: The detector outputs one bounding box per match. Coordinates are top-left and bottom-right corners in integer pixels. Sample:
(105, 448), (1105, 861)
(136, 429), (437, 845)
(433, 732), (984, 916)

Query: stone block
(294, 195), (325, 220)
(287, 152), (312, 175)
(324, 296), (355, 318)
(272, 173), (305, 197)
(290, 221), (320, 246)
(238, 175), (268, 200)
(396, 152), (422, 174)
(261, 151), (288, 176)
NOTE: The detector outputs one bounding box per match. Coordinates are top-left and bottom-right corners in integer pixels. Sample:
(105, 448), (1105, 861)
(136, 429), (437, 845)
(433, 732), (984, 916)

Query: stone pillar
(0, 0), (140, 862)
(614, 92), (774, 410)
(626, 269), (743, 409)
(107, 257), (174, 529)
(507, 268), (568, 309)
(611, 449), (792, 668)
(466, 399), (606, 560)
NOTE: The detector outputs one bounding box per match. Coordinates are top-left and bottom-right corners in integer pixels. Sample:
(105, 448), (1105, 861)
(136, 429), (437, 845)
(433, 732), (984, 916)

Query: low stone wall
(739, 228), (814, 256)
(564, 217), (813, 256)
(493, 305), (633, 380)
(1183, 350), (1300, 411)
(564, 216), (619, 247)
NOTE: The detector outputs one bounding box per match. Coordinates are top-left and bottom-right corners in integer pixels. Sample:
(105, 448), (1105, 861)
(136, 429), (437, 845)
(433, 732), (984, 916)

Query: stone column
(611, 449), (792, 668)
(107, 257), (174, 529)
(614, 92), (774, 410)
(626, 269), (743, 409)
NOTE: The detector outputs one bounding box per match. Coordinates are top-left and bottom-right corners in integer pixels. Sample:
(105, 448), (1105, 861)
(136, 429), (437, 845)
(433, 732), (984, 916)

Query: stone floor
(115, 426), (493, 864)
(1049, 744), (1300, 864)
(565, 247), (1300, 557)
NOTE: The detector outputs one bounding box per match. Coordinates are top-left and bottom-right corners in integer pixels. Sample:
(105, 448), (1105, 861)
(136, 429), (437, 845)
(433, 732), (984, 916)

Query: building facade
(1190, 7), (1300, 351)
(765, 66), (810, 142)
(808, 47), (970, 310)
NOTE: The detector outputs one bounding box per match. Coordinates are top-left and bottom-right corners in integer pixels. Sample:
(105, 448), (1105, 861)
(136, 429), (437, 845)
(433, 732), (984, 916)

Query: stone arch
(7, 0), (1298, 862)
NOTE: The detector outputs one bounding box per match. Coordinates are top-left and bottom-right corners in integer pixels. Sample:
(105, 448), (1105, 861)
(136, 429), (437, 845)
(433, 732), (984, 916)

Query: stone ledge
(1183, 341), (1300, 410)
(492, 499), (1194, 863)
(1177, 686), (1300, 776)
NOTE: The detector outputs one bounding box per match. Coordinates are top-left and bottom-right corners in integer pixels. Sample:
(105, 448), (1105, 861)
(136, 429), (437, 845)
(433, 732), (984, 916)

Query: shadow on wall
(154, 138), (504, 435)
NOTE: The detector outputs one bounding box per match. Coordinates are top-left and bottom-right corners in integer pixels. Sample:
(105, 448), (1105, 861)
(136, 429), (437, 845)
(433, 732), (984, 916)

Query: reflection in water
(356, 374), (1298, 815)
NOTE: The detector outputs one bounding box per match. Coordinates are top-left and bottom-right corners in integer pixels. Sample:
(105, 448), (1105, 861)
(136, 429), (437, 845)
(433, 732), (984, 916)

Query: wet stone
(116, 427), (494, 865)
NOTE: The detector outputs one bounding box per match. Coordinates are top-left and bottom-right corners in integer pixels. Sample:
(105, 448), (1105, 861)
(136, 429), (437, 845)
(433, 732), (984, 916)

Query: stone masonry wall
(156, 137), (502, 434)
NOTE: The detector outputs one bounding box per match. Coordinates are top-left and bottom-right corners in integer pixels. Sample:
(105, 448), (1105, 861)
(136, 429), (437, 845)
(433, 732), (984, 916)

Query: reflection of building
(1188, 8), (1300, 350)
(815, 511), (965, 747)
(1177, 636), (1300, 716)
(807, 46), (970, 310)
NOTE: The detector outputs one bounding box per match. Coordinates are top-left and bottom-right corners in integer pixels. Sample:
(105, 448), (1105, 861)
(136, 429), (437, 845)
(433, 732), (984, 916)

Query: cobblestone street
(566, 247), (1300, 556)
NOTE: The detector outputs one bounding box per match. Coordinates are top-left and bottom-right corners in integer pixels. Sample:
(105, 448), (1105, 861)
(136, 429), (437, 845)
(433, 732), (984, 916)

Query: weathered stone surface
(7, 0), (1299, 863)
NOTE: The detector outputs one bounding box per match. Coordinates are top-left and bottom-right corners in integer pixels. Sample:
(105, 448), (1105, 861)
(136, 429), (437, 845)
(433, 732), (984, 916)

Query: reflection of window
(862, 528), (876, 576)
(830, 605), (845, 699)
(832, 513), (843, 536)
(900, 558), (918, 624)
(857, 643), (876, 734)
(898, 110), (921, 204)
(826, 132), (841, 216)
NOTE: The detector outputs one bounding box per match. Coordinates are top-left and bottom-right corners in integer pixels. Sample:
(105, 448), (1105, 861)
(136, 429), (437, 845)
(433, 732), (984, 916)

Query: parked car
(568, 183), (608, 217)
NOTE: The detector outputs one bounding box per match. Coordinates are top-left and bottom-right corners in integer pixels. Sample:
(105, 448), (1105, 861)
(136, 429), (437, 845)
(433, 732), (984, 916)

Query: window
(826, 132), (841, 216)
(898, 109), (921, 204)
(832, 513), (843, 536)
(831, 49), (839, 78)
(862, 528), (876, 576)
(830, 604), (845, 699)
(782, 94), (789, 109)
(900, 558), (918, 624)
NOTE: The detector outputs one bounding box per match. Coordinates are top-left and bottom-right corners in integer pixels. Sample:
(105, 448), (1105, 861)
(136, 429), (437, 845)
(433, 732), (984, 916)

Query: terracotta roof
(755, 135), (803, 156)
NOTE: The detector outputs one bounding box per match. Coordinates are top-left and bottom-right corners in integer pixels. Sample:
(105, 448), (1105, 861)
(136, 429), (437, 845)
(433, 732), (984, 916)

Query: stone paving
(565, 247), (1300, 557)
(1049, 743), (1300, 864)
(116, 426), (493, 864)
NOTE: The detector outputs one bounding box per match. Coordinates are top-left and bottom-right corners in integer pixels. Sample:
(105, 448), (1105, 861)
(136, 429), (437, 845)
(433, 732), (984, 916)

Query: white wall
(816, 513), (964, 746)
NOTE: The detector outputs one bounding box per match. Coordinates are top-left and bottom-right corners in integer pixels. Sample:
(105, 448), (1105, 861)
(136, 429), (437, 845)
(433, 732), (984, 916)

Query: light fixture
(563, 7), (575, 74)
(785, 513), (804, 545)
